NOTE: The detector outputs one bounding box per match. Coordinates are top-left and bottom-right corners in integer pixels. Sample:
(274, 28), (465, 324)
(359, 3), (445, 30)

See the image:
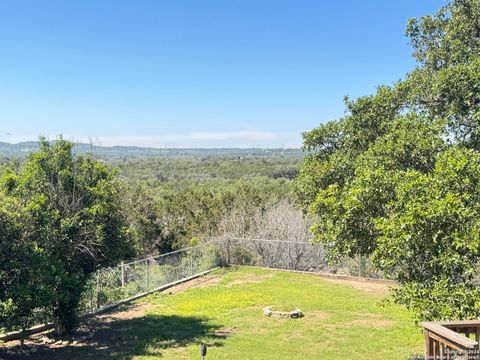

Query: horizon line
(0, 140), (302, 150)
(0, 131), (304, 149)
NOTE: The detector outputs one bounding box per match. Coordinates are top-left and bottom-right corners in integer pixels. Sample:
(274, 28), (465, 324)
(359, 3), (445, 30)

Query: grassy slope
(133, 267), (422, 360)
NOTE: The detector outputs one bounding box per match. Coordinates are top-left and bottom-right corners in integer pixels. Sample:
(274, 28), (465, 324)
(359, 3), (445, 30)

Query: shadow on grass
(20, 314), (224, 360)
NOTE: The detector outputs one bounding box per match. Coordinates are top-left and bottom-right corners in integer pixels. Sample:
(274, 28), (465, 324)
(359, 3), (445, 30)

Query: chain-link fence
(78, 237), (381, 314)
(78, 240), (222, 313)
(1, 237), (385, 339)
(219, 237), (382, 279)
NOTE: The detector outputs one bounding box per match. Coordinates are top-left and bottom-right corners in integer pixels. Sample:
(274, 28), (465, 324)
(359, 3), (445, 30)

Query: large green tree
(0, 195), (48, 342)
(0, 138), (134, 335)
(375, 148), (480, 320)
(297, 0), (480, 320)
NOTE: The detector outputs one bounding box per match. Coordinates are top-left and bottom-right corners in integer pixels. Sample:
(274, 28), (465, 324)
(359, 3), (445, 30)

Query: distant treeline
(114, 156), (300, 184)
(0, 141), (302, 160)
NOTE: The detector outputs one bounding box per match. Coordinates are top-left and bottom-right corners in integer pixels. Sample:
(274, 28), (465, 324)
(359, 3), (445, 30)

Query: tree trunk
(54, 315), (65, 337)
(20, 328), (25, 347)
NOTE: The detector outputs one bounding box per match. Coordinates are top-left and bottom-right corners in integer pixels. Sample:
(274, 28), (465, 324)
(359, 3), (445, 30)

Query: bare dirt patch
(96, 302), (152, 322)
(213, 327), (236, 337)
(0, 302), (151, 356)
(304, 310), (330, 321)
(164, 275), (222, 295)
(320, 277), (392, 296)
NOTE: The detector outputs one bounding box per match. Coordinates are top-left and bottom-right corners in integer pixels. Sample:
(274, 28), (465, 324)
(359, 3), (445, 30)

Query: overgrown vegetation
(297, 0), (480, 321)
(108, 149), (302, 253)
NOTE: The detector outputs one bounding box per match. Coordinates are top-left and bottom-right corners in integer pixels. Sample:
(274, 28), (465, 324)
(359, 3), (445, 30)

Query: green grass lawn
(130, 266), (422, 359)
(9, 266), (423, 359)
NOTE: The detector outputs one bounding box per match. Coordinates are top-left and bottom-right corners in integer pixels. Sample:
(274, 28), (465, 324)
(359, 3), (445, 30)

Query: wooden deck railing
(422, 320), (480, 359)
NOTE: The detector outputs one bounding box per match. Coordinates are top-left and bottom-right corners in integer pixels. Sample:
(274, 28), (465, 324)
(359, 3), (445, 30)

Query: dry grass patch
(349, 318), (394, 328)
(320, 277), (393, 296)
(304, 310), (330, 321)
(226, 273), (274, 287)
(325, 313), (394, 331)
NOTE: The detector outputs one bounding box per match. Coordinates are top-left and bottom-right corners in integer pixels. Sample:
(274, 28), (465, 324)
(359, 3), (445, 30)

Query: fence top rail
(229, 237), (314, 244)
(121, 239), (222, 267)
(422, 321), (479, 349)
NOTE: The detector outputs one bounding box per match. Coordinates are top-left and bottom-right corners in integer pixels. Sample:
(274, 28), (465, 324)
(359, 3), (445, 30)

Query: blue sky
(0, 0), (443, 148)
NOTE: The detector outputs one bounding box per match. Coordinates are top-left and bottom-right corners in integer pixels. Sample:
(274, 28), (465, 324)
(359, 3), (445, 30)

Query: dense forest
(0, 142), (303, 256)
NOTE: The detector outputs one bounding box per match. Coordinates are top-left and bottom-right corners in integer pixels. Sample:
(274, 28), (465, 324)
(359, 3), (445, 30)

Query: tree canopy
(0, 138), (134, 335)
(297, 0), (480, 320)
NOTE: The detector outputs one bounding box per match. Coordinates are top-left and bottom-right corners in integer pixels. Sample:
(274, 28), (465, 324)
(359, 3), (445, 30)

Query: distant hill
(0, 141), (303, 160)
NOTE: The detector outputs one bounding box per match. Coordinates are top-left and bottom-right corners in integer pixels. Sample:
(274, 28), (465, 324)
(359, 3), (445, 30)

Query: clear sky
(0, 0), (444, 148)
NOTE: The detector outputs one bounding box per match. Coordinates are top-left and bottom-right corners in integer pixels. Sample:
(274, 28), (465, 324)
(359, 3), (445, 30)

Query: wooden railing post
(422, 320), (480, 360)
(424, 330), (432, 358)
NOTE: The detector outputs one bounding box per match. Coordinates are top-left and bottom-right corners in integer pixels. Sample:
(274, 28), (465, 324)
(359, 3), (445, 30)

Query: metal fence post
(145, 259), (149, 291)
(318, 245), (322, 271)
(358, 254), (364, 278)
(121, 261), (125, 288)
(96, 270), (100, 310)
(191, 250), (194, 276)
(226, 237), (231, 266)
(287, 241), (291, 270)
(90, 283), (94, 312)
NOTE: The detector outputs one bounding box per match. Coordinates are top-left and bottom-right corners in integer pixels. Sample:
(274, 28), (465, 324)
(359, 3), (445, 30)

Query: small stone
(23, 349), (31, 355)
(7, 350), (15, 355)
(72, 340), (78, 345)
(80, 336), (87, 341)
(31, 347), (38, 353)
